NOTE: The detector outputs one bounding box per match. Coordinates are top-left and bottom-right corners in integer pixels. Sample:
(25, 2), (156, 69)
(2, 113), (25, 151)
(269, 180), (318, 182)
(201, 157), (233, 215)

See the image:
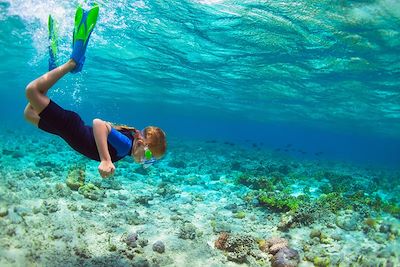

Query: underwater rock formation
(266, 237), (289, 255)
(123, 232), (138, 248)
(178, 223), (198, 240)
(152, 240), (165, 253)
(124, 210), (145, 225)
(78, 183), (104, 200)
(214, 232), (265, 264)
(214, 232), (230, 250)
(65, 165), (86, 191)
(41, 200), (59, 215)
(336, 212), (362, 231)
(260, 237), (300, 266)
(272, 247), (300, 267)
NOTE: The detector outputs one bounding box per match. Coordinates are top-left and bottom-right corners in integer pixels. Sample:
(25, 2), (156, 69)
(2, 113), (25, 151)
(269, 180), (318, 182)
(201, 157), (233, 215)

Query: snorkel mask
(142, 145), (156, 168)
(133, 129), (157, 168)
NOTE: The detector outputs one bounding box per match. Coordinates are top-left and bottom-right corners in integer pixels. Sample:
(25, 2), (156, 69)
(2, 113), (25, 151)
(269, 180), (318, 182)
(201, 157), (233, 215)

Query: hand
(98, 160), (115, 178)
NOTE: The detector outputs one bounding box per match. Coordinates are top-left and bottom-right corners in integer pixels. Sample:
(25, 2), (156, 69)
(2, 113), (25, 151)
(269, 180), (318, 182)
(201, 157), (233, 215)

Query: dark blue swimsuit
(38, 100), (134, 162)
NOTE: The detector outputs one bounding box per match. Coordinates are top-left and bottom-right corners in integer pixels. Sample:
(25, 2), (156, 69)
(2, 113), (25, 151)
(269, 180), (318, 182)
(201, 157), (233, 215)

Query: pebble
(125, 232), (138, 248)
(152, 240), (165, 253)
(179, 223), (197, 239)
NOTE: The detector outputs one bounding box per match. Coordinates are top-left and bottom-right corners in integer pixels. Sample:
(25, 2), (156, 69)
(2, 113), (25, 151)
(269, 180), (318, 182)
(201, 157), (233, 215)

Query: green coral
(78, 183), (103, 200)
(240, 168), (400, 220)
(237, 173), (275, 191)
(381, 202), (400, 218)
(234, 211), (246, 219)
(317, 192), (348, 213)
(258, 191), (301, 212)
(349, 192), (400, 218)
(313, 256), (330, 267)
(66, 165), (86, 191)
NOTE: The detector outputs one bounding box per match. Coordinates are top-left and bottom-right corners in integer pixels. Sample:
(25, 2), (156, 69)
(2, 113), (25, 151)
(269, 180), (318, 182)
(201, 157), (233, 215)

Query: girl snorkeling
(24, 4), (166, 178)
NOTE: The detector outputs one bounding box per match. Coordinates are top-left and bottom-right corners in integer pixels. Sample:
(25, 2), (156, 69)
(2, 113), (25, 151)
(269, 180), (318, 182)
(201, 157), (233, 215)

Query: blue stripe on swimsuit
(107, 127), (133, 157)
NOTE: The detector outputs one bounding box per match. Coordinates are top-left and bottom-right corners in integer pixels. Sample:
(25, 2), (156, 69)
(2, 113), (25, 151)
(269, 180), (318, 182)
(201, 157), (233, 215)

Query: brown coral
(266, 237), (288, 255)
(272, 247), (300, 267)
(269, 242), (288, 255)
(214, 232), (229, 250)
(266, 237), (286, 247)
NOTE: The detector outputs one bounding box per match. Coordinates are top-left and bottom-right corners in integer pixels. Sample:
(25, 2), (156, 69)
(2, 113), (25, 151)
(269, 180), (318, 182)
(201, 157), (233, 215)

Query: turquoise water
(1, 0), (400, 167)
(1, 0), (400, 266)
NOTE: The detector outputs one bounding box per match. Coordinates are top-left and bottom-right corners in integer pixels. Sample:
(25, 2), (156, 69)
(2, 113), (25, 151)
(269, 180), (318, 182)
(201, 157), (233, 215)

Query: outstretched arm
(93, 118), (115, 178)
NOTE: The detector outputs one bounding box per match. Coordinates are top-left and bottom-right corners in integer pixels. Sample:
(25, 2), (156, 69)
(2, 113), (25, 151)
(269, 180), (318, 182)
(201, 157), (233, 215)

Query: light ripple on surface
(1, 0), (400, 136)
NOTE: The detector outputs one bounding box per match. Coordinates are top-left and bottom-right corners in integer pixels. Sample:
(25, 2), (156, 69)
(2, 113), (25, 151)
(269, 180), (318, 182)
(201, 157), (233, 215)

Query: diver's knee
(25, 83), (38, 100)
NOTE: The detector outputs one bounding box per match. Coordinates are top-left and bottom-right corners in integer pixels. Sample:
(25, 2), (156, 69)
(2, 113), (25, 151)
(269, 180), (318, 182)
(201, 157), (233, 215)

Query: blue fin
(70, 4), (99, 73)
(48, 15), (58, 71)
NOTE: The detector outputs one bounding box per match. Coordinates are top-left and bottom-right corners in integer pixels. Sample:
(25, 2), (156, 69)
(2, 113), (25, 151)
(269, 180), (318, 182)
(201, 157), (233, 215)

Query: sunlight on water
(0, 0), (400, 266)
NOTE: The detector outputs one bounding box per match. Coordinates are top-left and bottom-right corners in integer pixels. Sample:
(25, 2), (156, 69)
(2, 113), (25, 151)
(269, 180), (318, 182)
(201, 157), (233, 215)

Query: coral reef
(65, 164), (86, 191)
(78, 183), (104, 200)
(215, 233), (300, 265)
(124, 211), (145, 225)
(214, 233), (267, 263)
(266, 237), (289, 255)
(215, 233), (258, 263)
(258, 191), (302, 212)
(1, 133), (399, 267)
(214, 232), (229, 250)
(178, 223), (198, 240)
(41, 200), (59, 214)
(272, 247), (300, 267)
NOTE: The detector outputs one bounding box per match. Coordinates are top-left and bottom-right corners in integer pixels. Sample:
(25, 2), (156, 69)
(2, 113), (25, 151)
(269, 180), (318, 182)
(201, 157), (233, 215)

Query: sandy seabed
(0, 129), (399, 267)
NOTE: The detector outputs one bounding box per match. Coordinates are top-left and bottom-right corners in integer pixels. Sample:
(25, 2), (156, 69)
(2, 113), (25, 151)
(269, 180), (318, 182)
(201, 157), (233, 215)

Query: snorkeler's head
(141, 126), (167, 158)
(132, 126), (167, 165)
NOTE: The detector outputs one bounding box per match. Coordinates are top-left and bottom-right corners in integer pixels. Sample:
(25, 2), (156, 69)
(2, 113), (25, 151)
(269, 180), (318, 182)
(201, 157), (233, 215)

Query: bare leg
(24, 103), (40, 126)
(25, 59), (76, 114)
